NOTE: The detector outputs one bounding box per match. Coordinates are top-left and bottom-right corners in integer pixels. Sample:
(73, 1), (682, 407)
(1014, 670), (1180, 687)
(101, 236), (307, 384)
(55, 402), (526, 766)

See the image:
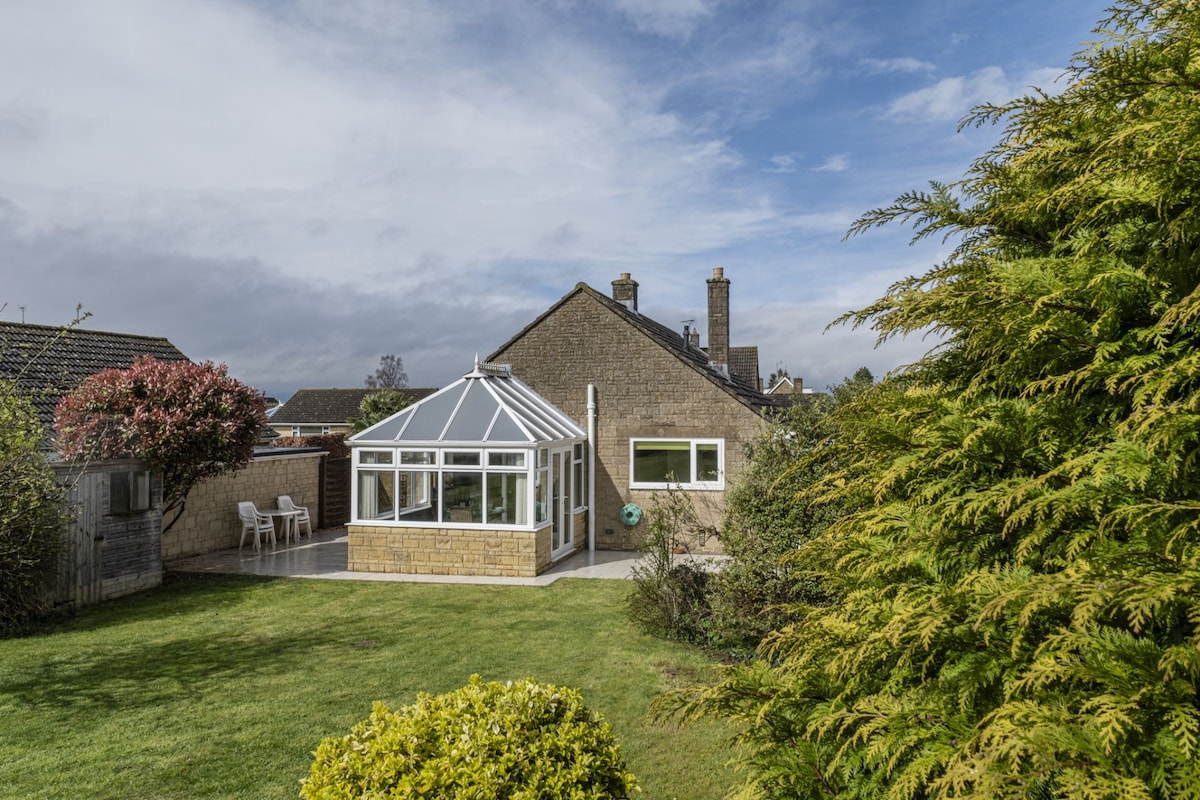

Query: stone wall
(348, 524), (545, 577)
(492, 290), (766, 553)
(349, 511), (587, 578)
(162, 451), (323, 560)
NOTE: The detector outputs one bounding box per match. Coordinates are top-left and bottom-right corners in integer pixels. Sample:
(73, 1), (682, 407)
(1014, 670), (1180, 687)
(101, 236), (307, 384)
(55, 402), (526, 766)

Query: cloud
(860, 56), (934, 74)
(613, 0), (718, 38)
(765, 154), (801, 173)
(885, 65), (1069, 122)
(0, 1), (788, 287)
(813, 153), (850, 173)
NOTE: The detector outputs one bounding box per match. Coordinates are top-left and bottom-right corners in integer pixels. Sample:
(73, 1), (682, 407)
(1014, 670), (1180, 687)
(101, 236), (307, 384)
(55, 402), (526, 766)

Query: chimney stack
(612, 272), (638, 311)
(707, 267), (730, 375)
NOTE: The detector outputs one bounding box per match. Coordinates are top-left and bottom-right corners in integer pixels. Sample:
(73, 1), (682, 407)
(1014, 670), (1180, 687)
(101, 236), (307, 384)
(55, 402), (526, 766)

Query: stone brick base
(349, 515), (588, 578)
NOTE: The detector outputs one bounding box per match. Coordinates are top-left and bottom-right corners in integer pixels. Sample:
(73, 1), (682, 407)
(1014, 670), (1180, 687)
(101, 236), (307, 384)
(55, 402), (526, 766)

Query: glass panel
(573, 455), (585, 508)
(297, 425), (328, 435)
(486, 472), (528, 525)
(357, 470), (395, 521)
(360, 450), (394, 465)
(696, 443), (721, 481)
(538, 448), (548, 467)
(400, 450), (434, 465)
(397, 471), (431, 511)
(573, 443), (584, 460)
(488, 451), (526, 468)
(110, 472), (131, 515)
(535, 468), (548, 523)
(443, 472), (483, 523)
(397, 471), (438, 522)
(130, 470), (151, 512)
(445, 451), (481, 467)
(633, 441), (693, 484)
(552, 453), (562, 549)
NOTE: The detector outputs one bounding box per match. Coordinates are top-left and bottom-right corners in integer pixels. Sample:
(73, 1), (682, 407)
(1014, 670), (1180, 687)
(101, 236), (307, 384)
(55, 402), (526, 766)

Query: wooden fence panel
(320, 456), (351, 528)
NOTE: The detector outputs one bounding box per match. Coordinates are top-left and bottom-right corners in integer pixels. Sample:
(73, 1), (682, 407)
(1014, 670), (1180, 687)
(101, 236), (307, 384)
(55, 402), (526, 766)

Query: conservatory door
(550, 450), (572, 560)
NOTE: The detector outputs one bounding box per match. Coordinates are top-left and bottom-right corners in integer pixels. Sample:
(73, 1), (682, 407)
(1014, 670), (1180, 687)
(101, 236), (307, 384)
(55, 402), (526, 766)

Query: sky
(1, 0), (1108, 401)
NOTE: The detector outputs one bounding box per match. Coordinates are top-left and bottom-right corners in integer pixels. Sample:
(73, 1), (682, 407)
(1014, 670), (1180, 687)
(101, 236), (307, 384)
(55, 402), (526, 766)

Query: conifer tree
(666, 4), (1200, 798)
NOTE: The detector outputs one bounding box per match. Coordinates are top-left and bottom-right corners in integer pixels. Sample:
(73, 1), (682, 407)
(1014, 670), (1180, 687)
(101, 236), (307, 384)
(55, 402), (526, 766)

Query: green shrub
(0, 383), (67, 637)
(626, 489), (712, 642)
(300, 676), (637, 800)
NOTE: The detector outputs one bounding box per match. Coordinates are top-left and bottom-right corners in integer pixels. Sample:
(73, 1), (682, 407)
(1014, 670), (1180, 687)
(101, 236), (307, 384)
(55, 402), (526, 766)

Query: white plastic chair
(237, 502), (275, 550)
(277, 495), (312, 538)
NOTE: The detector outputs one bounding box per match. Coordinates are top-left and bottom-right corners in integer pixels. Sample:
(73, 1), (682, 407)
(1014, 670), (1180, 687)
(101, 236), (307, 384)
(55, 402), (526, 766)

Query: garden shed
(346, 361), (589, 577)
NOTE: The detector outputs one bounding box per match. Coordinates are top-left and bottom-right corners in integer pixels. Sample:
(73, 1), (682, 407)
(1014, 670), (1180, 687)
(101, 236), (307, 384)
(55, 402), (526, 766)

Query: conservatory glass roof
(349, 361), (586, 446)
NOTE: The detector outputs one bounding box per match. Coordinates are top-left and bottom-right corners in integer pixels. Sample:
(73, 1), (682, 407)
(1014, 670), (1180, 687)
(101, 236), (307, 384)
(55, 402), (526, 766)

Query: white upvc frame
(628, 437), (725, 490)
(351, 444), (583, 529)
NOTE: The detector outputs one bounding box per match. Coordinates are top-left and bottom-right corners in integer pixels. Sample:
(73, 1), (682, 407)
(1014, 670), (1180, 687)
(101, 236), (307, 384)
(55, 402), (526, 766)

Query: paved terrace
(167, 527), (727, 586)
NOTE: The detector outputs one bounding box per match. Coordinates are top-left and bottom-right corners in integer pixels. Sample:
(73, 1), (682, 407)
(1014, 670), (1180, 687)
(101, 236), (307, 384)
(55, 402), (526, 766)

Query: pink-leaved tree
(54, 356), (267, 532)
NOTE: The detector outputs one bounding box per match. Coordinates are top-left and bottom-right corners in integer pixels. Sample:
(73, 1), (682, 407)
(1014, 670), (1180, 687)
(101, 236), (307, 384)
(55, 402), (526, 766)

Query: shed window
(630, 439), (724, 489)
(110, 470), (151, 514)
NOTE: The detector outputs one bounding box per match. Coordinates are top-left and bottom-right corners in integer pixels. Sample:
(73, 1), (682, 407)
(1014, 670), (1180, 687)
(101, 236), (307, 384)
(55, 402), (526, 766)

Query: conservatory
(346, 361), (589, 577)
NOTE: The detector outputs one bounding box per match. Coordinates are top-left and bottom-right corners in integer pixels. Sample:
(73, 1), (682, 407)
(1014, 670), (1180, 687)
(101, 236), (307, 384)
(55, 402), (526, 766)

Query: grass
(0, 572), (735, 800)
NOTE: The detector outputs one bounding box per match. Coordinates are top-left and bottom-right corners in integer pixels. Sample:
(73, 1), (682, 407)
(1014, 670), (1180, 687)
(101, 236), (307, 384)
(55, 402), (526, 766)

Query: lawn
(0, 573), (735, 800)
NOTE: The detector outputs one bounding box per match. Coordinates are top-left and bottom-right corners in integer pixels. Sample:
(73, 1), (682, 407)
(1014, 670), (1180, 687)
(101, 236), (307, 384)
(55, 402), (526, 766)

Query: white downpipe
(587, 383), (596, 552)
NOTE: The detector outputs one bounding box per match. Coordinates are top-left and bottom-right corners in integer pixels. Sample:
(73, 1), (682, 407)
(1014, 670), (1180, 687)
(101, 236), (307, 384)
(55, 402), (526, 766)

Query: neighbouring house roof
(351, 361), (586, 446)
(0, 321), (191, 434)
(729, 346), (761, 391)
(271, 387), (438, 427)
(766, 375), (796, 394)
(489, 283), (782, 414)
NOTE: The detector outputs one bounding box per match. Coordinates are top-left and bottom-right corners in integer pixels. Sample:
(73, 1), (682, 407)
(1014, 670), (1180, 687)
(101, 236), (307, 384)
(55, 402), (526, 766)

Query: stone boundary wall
(163, 451), (323, 560)
(349, 513), (586, 578)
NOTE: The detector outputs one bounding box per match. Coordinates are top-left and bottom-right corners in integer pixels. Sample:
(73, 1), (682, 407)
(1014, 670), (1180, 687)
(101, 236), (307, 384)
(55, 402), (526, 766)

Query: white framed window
(351, 444), (591, 528)
(572, 443), (587, 511)
(629, 438), (724, 490)
(292, 425), (331, 436)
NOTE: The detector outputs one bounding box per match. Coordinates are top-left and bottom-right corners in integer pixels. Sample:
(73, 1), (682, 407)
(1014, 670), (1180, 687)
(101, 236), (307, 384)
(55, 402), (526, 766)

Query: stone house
(487, 268), (779, 554)
(341, 268), (778, 579)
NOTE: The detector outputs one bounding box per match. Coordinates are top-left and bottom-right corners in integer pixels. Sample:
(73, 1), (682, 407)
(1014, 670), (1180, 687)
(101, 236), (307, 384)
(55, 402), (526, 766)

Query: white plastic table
(262, 509), (301, 546)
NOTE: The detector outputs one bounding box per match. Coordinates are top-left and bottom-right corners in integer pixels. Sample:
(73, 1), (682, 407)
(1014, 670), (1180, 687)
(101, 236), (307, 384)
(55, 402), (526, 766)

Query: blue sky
(1, 0), (1106, 399)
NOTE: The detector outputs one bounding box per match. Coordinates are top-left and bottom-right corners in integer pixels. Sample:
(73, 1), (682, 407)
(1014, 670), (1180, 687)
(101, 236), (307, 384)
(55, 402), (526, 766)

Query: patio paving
(166, 527), (727, 586)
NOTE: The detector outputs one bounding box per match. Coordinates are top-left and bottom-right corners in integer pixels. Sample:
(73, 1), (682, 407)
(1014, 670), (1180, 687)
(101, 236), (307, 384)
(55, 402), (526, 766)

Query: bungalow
(344, 268), (780, 578)
(488, 268), (779, 552)
(269, 387), (437, 438)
